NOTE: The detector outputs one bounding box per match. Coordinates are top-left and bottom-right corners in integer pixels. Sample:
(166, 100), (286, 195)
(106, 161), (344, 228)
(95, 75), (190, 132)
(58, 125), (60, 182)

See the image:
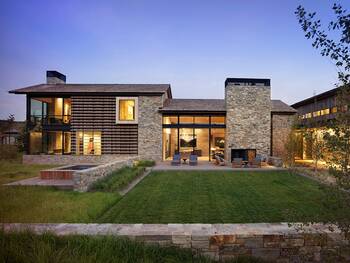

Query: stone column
(225, 79), (271, 161)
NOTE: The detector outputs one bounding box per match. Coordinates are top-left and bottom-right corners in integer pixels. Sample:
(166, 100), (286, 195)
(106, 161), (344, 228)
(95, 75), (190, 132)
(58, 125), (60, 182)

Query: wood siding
(71, 96), (138, 155)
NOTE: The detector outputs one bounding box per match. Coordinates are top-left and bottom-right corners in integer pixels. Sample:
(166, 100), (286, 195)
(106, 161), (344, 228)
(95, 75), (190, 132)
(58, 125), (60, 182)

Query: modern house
(10, 71), (296, 164)
(291, 87), (340, 160)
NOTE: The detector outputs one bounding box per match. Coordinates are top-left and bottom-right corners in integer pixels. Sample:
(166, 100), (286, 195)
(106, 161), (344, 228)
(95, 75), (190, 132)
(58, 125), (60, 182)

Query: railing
(30, 115), (71, 126)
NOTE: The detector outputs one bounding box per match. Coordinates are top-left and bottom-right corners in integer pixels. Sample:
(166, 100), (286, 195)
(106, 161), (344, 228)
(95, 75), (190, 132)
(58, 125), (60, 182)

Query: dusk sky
(0, 0), (348, 120)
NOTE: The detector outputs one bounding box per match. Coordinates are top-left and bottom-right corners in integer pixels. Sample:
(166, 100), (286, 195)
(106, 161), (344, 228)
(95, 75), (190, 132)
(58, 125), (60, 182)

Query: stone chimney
(46, 70), (66, 84)
(224, 78), (271, 161)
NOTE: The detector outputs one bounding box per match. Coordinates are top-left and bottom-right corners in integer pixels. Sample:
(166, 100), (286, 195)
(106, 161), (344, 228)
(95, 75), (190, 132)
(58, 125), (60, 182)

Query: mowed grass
(0, 160), (55, 185)
(99, 170), (340, 223)
(0, 186), (120, 223)
(0, 160), (120, 223)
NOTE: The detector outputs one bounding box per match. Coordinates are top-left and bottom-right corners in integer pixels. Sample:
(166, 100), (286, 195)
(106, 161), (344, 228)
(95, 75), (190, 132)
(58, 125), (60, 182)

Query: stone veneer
(3, 223), (349, 262)
(272, 114), (295, 157)
(225, 83), (271, 161)
(137, 96), (164, 161)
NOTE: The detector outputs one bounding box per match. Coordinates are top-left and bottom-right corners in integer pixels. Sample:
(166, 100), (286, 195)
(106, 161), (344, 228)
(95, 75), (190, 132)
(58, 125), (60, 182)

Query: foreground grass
(0, 186), (120, 223)
(0, 231), (267, 263)
(99, 170), (343, 223)
(89, 166), (145, 192)
(0, 160), (55, 185)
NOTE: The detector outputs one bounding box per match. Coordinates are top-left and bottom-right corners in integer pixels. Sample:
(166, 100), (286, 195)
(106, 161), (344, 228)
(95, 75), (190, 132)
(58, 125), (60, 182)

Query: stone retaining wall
(73, 157), (139, 191)
(2, 223), (349, 262)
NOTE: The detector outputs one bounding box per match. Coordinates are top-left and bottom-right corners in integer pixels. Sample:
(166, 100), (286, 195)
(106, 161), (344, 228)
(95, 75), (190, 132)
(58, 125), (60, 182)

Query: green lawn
(0, 160), (120, 223)
(99, 170), (341, 223)
(0, 160), (345, 224)
(0, 160), (55, 185)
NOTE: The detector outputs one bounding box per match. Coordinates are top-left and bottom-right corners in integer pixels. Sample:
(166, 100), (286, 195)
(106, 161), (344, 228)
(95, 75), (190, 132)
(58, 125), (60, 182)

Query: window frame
(116, 97), (138, 124)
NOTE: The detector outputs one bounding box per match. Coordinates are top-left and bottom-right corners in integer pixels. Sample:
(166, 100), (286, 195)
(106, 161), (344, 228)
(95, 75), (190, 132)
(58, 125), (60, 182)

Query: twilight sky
(0, 0), (348, 120)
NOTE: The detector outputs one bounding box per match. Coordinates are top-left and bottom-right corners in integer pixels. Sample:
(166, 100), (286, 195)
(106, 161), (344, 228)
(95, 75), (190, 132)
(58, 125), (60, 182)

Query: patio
(153, 160), (285, 171)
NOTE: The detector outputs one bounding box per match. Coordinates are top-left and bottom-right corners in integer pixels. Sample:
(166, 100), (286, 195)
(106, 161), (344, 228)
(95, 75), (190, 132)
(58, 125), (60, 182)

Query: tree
(295, 2), (350, 236)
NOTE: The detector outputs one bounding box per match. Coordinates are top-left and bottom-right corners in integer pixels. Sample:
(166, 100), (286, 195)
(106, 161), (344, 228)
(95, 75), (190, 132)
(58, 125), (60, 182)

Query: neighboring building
(9, 71), (296, 164)
(0, 120), (24, 145)
(291, 87), (340, 160)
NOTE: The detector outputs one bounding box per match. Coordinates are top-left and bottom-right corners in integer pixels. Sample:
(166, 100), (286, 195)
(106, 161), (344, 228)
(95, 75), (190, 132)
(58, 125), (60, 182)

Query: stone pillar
(138, 96), (163, 161)
(225, 79), (271, 161)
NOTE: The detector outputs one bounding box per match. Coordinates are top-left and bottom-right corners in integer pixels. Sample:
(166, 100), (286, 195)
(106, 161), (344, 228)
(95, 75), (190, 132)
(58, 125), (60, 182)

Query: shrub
(135, 159), (155, 167)
(89, 166), (145, 192)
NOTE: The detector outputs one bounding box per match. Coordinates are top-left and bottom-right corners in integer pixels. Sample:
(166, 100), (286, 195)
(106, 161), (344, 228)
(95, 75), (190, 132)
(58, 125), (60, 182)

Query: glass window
(162, 128), (178, 160)
(210, 128), (225, 160)
(321, 108), (330, 115)
(331, 107), (337, 113)
(30, 98), (42, 116)
(194, 128), (209, 159)
(63, 98), (71, 124)
(179, 116), (193, 124)
(64, 132), (71, 154)
(29, 132), (42, 154)
(163, 116), (178, 125)
(77, 131), (101, 155)
(44, 131), (63, 155)
(194, 116), (209, 124)
(211, 116), (225, 124)
(119, 100), (135, 121)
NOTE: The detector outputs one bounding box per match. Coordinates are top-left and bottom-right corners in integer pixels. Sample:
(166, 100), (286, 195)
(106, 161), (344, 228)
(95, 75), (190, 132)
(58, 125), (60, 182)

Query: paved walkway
(154, 161), (286, 171)
(5, 177), (74, 190)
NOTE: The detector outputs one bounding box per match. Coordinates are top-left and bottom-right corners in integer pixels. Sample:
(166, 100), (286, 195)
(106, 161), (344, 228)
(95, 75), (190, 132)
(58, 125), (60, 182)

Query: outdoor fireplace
(231, 149), (256, 162)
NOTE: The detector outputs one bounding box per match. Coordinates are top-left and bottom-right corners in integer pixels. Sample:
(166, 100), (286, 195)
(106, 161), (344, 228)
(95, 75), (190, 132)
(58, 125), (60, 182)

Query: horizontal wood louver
(71, 96), (138, 155)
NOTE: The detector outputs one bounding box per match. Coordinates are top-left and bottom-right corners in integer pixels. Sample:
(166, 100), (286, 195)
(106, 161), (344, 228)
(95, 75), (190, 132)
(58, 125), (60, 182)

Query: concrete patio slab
(154, 161), (286, 171)
(5, 177), (74, 190)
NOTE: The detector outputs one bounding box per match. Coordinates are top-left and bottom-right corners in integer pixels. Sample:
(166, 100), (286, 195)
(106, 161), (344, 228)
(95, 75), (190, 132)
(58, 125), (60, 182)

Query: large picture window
(76, 131), (101, 155)
(116, 97), (138, 124)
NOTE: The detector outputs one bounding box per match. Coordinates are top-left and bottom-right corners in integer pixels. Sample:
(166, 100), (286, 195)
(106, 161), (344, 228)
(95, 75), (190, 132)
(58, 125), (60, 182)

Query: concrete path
(5, 177), (74, 190)
(118, 168), (152, 196)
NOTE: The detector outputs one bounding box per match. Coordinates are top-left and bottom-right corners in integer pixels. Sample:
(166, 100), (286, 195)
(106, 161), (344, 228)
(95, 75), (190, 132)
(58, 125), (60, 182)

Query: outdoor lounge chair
(171, 154), (181, 166)
(189, 154), (198, 166)
(232, 158), (243, 168)
(215, 155), (226, 166)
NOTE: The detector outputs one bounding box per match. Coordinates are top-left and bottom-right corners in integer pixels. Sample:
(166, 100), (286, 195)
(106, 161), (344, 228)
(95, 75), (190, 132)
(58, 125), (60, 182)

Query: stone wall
(73, 157), (139, 191)
(138, 96), (163, 161)
(271, 113), (295, 157)
(22, 154), (138, 165)
(3, 223), (349, 262)
(225, 84), (271, 161)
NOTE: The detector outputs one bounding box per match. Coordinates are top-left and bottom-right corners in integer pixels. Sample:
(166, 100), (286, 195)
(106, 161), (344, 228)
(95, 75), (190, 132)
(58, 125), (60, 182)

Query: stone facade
(3, 223), (350, 262)
(225, 83), (271, 161)
(138, 96), (164, 161)
(272, 113), (295, 157)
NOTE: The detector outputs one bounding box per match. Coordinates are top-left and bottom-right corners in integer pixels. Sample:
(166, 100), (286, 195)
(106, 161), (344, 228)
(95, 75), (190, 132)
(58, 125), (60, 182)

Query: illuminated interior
(77, 131), (102, 155)
(119, 100), (135, 121)
(162, 115), (225, 161)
